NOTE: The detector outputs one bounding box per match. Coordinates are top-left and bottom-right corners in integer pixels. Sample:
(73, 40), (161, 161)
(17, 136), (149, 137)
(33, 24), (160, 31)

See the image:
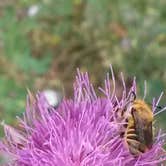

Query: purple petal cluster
(1, 67), (166, 166)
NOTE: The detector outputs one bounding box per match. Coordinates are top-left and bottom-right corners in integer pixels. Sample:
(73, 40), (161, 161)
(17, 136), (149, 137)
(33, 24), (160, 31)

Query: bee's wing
(132, 110), (153, 149)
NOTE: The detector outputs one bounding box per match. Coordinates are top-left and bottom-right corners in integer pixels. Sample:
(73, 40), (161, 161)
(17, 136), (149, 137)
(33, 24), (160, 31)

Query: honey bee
(118, 92), (154, 156)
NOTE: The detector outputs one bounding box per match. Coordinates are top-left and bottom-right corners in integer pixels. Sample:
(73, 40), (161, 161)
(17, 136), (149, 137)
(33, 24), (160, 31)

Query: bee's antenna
(146, 101), (163, 110)
(154, 105), (166, 116)
(155, 105), (163, 110)
(147, 102), (164, 113)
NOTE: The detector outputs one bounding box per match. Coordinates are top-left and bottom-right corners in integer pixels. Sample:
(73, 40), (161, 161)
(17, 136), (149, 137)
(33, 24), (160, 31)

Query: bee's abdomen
(125, 120), (147, 155)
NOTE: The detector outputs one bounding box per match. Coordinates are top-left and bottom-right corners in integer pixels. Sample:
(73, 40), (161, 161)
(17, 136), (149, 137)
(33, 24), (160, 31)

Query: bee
(117, 92), (154, 156)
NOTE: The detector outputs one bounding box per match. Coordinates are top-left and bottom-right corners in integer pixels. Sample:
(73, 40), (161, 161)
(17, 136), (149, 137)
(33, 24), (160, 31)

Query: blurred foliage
(0, 0), (166, 136)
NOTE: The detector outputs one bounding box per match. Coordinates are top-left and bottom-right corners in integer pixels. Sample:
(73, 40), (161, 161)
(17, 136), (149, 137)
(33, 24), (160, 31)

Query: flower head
(1, 67), (166, 166)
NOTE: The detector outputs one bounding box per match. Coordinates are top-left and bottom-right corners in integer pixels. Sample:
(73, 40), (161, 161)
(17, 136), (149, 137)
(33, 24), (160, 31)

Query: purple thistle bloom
(1, 67), (166, 166)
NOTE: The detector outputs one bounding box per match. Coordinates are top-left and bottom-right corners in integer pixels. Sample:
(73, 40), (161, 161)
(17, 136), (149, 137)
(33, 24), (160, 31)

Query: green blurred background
(0, 0), (166, 136)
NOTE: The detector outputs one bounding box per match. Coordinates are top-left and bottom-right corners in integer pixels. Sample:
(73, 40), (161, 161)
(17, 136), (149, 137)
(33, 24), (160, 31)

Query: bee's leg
(127, 139), (142, 155)
(127, 139), (147, 155)
(128, 145), (142, 156)
(138, 143), (148, 153)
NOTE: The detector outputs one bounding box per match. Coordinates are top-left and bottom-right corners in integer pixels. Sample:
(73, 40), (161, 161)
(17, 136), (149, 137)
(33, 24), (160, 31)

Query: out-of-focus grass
(0, 0), (166, 137)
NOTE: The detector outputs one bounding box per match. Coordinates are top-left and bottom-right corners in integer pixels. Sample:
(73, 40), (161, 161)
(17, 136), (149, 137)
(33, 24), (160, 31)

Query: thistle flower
(1, 67), (166, 166)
